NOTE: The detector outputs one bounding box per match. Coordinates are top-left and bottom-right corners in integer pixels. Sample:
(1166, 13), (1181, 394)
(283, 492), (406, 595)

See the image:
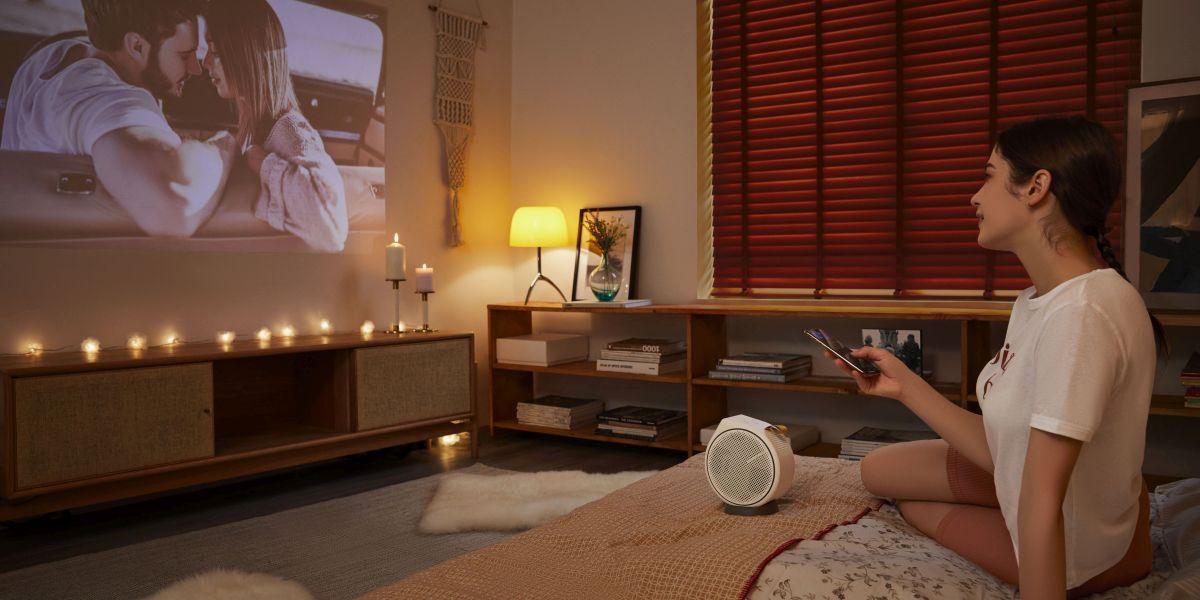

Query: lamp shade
(509, 206), (568, 247)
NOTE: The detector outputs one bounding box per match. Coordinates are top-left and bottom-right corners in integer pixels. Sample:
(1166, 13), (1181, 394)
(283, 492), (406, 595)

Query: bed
(364, 454), (1200, 600)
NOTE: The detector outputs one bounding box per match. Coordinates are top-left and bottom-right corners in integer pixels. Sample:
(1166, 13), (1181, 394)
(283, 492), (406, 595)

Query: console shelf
(488, 302), (1200, 458)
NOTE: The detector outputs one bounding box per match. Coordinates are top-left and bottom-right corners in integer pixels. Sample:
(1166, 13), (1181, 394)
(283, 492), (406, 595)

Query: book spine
(713, 364), (810, 375)
(596, 359), (682, 375)
(707, 370), (802, 383)
(594, 429), (680, 442)
(607, 343), (684, 354)
(598, 350), (680, 362)
(597, 415), (685, 427)
(718, 358), (808, 369)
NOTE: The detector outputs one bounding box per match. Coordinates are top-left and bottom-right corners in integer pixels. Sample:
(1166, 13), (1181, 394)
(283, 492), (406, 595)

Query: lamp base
(524, 246), (567, 305)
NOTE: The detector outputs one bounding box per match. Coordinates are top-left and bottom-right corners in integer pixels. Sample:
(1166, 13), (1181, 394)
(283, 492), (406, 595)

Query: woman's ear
(1024, 169), (1053, 207)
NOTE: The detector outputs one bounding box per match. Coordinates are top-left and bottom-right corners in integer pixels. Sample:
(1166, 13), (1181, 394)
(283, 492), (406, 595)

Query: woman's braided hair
(996, 116), (1167, 359)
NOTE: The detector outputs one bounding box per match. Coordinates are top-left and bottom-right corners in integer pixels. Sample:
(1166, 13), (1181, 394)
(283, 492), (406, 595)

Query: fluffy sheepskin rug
(144, 569), (313, 600)
(418, 469), (657, 534)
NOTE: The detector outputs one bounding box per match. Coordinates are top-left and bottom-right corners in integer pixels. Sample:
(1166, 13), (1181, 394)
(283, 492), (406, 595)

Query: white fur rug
(417, 469), (658, 534)
(145, 569), (313, 600)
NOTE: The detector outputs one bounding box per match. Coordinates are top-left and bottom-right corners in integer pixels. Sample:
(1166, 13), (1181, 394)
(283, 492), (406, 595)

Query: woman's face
(970, 148), (1030, 252)
(202, 32), (232, 99)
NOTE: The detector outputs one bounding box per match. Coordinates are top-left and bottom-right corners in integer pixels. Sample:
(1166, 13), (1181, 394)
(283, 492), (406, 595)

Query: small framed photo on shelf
(571, 206), (641, 302)
(1124, 76), (1200, 309)
(861, 328), (922, 375)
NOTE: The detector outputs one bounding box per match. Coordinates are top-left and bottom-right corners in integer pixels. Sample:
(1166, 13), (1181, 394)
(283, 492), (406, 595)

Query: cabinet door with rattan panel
(12, 363), (214, 491)
(353, 338), (472, 430)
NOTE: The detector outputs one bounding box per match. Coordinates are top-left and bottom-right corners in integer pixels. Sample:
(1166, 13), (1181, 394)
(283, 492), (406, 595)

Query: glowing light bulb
(360, 320), (375, 335)
(438, 433), (462, 446)
(280, 325), (295, 338)
(26, 342), (42, 355)
(165, 334), (181, 345)
(397, 321), (406, 333)
(81, 338), (100, 354)
(127, 334), (147, 351)
(217, 331), (235, 345)
(319, 319), (332, 334)
(256, 327), (272, 342)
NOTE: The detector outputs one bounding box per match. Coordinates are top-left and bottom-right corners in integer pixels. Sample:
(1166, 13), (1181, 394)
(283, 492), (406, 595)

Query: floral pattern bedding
(747, 503), (1171, 600)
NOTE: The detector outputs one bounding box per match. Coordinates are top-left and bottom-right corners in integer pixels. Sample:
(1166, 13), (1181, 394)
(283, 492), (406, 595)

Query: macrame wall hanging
(433, 2), (485, 247)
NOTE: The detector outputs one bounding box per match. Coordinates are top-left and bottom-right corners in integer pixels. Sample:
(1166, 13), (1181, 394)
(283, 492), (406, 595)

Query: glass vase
(588, 252), (621, 301)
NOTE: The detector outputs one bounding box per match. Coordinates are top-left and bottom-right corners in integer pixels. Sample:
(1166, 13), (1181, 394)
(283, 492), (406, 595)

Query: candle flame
(393, 233), (399, 243)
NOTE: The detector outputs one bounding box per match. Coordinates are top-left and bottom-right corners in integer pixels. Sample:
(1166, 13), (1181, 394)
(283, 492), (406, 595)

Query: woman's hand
(825, 346), (917, 401)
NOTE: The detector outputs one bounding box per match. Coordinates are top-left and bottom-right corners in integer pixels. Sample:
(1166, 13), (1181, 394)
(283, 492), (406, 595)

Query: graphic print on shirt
(981, 343), (1016, 401)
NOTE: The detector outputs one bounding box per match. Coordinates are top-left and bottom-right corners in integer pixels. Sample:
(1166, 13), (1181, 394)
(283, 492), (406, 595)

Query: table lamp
(510, 206), (569, 304)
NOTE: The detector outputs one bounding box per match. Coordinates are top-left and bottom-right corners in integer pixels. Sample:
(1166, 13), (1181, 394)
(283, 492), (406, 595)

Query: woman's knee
(859, 439), (952, 501)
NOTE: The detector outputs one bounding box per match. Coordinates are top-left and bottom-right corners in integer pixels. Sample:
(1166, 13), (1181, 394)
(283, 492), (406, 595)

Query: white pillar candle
(386, 233), (406, 280)
(415, 264), (434, 292)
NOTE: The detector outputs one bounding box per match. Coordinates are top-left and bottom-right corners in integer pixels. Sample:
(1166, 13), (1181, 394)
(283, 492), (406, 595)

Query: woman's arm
(1017, 427), (1082, 599)
(830, 346), (993, 472)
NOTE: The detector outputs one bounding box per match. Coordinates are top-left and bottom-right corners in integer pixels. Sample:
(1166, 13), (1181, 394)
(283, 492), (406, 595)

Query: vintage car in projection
(0, 0), (385, 253)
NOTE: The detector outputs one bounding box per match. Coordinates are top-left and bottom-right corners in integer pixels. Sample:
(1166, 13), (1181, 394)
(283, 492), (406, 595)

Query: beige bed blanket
(362, 454), (883, 600)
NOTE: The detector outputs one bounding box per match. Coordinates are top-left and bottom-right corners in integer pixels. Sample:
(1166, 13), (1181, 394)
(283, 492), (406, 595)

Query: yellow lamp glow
(81, 338), (100, 354)
(165, 334), (180, 345)
(318, 319), (332, 334)
(26, 342), (42, 355)
(256, 327), (272, 342)
(509, 206), (569, 304)
(280, 325), (296, 338)
(217, 331), (236, 345)
(127, 334), (147, 351)
(360, 320), (375, 335)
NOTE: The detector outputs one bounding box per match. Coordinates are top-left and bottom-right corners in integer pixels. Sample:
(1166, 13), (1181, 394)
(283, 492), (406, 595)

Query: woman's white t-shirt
(976, 268), (1154, 588)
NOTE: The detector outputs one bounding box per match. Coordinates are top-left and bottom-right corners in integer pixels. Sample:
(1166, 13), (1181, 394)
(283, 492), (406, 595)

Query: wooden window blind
(708, 0), (1140, 298)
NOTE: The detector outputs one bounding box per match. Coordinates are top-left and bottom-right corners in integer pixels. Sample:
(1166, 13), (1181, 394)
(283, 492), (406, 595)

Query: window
(703, 0), (1141, 298)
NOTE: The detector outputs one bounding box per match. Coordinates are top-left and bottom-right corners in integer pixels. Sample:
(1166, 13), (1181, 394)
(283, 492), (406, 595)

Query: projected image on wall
(0, 0), (385, 253)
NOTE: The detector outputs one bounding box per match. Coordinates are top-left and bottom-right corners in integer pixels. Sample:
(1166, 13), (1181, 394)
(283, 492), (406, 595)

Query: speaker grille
(707, 429), (774, 505)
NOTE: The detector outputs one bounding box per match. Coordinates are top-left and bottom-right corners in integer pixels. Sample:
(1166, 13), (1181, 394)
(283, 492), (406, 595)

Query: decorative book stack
(838, 426), (939, 461)
(596, 338), (686, 375)
(517, 395), (605, 429)
(707, 352), (812, 383)
(595, 406), (686, 441)
(1183, 352), (1200, 409)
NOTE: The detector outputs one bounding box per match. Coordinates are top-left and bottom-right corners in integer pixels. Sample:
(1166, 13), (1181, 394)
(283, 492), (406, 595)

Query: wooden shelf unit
(488, 302), (1200, 457)
(0, 332), (477, 519)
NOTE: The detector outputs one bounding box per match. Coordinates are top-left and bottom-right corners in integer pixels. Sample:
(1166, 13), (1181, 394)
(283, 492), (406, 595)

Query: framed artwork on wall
(1124, 77), (1200, 310)
(571, 206), (641, 302)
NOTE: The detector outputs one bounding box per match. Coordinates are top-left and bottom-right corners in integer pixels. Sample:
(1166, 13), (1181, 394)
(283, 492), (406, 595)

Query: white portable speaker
(704, 414), (795, 516)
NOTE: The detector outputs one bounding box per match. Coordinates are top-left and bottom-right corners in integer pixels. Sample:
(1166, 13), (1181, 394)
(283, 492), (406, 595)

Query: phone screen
(803, 328), (881, 375)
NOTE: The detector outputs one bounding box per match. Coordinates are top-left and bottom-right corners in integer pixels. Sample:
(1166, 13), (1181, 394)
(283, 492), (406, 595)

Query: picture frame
(861, 328), (922, 375)
(1124, 76), (1200, 310)
(571, 206), (641, 301)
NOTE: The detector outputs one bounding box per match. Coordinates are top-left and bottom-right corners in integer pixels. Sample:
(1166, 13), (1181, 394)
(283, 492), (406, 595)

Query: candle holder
(411, 291), (438, 333)
(386, 278), (406, 333)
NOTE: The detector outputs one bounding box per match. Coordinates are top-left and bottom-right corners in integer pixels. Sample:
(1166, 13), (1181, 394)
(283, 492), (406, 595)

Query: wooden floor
(0, 430), (686, 574)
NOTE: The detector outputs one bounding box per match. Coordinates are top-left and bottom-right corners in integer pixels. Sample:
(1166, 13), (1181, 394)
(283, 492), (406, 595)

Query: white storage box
(700, 422), (819, 452)
(495, 333), (589, 367)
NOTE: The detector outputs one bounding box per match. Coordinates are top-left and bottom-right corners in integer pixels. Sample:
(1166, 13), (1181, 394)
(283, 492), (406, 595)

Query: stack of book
(596, 338), (686, 375)
(516, 395), (605, 429)
(707, 352), (812, 383)
(838, 426), (939, 461)
(595, 406), (686, 441)
(1183, 352), (1200, 409)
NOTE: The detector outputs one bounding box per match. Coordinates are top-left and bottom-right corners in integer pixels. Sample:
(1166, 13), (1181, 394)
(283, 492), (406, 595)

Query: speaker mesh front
(707, 429), (773, 505)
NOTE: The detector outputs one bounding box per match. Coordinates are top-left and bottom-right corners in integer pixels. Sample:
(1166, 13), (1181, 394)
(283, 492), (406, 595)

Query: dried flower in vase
(582, 210), (628, 256)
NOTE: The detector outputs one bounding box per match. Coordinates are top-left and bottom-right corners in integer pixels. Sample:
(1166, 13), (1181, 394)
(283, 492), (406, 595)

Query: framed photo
(861, 328), (922, 375)
(1124, 77), (1200, 309)
(571, 206), (641, 301)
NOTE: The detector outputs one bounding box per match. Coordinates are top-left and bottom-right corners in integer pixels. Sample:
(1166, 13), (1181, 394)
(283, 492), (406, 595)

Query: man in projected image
(1, 0), (235, 238)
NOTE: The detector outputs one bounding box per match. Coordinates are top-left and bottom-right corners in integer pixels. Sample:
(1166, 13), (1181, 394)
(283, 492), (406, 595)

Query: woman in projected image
(825, 116), (1168, 597)
(202, 0), (348, 252)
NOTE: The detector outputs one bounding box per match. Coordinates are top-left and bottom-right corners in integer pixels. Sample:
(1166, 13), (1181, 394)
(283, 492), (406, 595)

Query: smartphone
(803, 328), (881, 376)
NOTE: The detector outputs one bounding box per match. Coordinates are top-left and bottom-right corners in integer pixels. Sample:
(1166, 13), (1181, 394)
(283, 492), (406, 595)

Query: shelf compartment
(493, 419), (688, 451)
(693, 375), (962, 401)
(215, 424), (340, 456)
(1150, 395), (1200, 418)
(492, 360), (688, 384)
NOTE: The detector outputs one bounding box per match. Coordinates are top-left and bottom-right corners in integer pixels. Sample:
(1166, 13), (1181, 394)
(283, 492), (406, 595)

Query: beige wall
(1142, 0), (1200, 83)
(0, 0), (513, 408)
